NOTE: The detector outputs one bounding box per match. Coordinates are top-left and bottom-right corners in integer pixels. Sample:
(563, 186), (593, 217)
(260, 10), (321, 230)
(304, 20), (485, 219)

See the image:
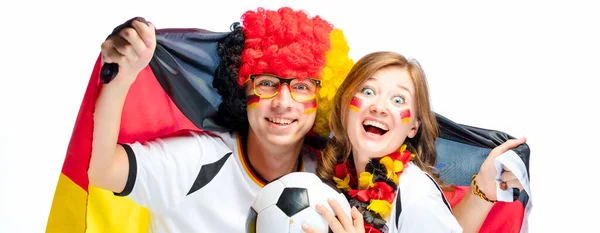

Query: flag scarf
(46, 22), (532, 233)
(46, 26), (229, 233)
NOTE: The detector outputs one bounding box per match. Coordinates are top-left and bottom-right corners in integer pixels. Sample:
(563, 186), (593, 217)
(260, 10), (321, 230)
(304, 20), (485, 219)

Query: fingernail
(135, 17), (147, 24)
(301, 223), (308, 230)
(315, 204), (322, 213)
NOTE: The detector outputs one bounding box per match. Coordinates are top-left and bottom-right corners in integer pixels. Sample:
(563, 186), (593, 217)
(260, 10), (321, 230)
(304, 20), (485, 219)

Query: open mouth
(266, 117), (297, 126)
(363, 119), (389, 135)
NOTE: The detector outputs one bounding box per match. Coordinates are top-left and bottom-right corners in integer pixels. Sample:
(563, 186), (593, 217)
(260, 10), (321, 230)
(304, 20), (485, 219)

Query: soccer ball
(247, 172), (352, 233)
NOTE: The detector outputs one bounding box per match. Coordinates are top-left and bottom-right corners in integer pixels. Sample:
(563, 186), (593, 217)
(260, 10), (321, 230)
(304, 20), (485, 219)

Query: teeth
(363, 120), (388, 131)
(268, 118), (293, 125)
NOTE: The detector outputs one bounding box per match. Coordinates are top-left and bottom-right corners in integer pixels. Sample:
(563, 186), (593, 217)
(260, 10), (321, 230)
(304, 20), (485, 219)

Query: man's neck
(246, 130), (304, 182)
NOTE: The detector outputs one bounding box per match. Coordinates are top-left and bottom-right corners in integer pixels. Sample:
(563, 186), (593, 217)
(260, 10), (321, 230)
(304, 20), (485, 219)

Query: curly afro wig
(212, 7), (354, 139)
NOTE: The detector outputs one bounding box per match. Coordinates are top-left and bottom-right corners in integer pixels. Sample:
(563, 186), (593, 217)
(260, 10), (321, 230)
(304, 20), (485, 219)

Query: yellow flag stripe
(46, 173), (151, 233)
(86, 185), (150, 233)
(46, 173), (88, 233)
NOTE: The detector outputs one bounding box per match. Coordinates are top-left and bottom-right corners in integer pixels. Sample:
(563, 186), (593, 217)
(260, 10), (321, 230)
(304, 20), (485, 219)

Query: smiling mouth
(363, 120), (389, 135)
(266, 117), (297, 126)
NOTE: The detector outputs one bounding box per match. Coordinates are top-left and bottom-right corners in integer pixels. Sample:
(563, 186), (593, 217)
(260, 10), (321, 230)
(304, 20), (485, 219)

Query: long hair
(317, 51), (445, 187)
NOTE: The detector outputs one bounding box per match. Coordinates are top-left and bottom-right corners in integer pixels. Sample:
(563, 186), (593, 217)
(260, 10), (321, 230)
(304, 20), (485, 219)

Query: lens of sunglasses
(253, 75), (318, 101)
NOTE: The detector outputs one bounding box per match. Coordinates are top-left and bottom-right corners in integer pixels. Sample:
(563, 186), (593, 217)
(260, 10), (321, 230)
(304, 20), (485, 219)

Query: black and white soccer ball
(247, 172), (352, 233)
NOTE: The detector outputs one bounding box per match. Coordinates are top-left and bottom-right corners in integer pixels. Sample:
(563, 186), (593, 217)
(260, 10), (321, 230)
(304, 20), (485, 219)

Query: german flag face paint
(400, 109), (411, 123)
(302, 98), (317, 114)
(350, 96), (362, 112)
(247, 94), (260, 110)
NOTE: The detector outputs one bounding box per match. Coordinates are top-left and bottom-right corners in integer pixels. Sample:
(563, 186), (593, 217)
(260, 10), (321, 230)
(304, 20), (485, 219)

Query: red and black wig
(213, 7), (353, 141)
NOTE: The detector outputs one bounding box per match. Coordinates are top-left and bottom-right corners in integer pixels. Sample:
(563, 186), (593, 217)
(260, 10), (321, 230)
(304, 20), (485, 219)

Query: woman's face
(345, 66), (420, 159)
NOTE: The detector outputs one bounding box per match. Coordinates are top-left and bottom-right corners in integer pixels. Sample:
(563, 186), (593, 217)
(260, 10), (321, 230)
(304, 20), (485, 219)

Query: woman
(304, 51), (461, 233)
(304, 51), (526, 233)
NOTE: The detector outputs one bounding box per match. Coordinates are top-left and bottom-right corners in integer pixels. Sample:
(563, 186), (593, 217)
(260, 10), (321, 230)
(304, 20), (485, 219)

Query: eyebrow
(365, 77), (412, 93)
(396, 84), (411, 93)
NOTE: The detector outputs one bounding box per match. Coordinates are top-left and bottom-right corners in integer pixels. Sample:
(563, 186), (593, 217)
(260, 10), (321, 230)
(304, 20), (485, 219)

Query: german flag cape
(46, 20), (231, 233)
(46, 18), (532, 233)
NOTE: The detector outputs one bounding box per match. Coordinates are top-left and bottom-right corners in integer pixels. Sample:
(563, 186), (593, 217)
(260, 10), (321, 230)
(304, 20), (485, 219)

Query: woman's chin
(356, 144), (393, 158)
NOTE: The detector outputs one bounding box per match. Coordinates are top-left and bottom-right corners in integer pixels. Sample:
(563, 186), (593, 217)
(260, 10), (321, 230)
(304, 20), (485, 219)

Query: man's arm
(87, 19), (156, 193)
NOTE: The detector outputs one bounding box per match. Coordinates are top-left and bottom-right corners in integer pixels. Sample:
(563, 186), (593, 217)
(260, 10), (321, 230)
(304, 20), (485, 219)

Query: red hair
(238, 7), (333, 85)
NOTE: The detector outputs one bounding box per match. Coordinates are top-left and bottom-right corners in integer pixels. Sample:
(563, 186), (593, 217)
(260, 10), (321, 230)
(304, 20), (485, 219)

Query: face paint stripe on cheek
(400, 109), (411, 123)
(302, 99), (317, 114)
(350, 96), (362, 112)
(247, 94), (260, 110)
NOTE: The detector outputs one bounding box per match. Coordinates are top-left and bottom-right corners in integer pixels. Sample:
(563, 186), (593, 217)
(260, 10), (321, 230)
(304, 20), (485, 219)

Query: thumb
(490, 137), (526, 158)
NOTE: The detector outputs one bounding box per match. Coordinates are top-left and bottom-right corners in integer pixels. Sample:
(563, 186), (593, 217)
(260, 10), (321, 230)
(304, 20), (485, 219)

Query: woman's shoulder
(399, 162), (445, 197)
(397, 162), (455, 226)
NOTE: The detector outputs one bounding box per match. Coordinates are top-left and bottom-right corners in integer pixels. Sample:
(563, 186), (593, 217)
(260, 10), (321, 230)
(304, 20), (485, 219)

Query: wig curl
(313, 29), (354, 137)
(212, 7), (353, 139)
(238, 7), (334, 85)
(213, 22), (248, 135)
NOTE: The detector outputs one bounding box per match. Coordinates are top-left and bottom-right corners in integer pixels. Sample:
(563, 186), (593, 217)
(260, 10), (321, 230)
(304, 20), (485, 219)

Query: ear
(407, 120), (420, 138)
(244, 82), (254, 95)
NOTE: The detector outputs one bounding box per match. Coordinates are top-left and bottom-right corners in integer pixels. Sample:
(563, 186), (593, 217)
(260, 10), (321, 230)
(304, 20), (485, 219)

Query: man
(50, 7), (353, 233)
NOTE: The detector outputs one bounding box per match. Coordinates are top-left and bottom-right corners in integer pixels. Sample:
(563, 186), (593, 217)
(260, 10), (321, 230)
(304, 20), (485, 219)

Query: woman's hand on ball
(302, 199), (364, 233)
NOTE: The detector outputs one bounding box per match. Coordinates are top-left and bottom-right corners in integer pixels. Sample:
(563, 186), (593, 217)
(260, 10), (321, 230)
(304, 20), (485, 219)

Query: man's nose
(272, 84), (293, 109)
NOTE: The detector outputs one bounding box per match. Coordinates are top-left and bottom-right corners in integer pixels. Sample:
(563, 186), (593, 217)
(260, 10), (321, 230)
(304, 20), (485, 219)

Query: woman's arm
(452, 181), (495, 233)
(452, 137), (527, 233)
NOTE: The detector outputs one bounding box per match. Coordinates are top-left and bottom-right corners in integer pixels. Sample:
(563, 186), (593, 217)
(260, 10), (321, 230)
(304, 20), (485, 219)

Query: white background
(1, 0), (598, 232)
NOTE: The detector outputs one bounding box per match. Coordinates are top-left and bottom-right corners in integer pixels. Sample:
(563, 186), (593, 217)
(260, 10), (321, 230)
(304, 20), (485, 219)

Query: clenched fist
(100, 19), (156, 86)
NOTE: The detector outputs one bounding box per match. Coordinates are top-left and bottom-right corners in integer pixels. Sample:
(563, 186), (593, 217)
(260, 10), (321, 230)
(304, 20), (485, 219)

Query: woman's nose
(369, 104), (388, 116)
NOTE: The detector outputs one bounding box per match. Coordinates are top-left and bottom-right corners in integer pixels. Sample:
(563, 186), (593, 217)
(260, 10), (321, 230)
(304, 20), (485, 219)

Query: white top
(388, 162), (463, 233)
(117, 131), (318, 233)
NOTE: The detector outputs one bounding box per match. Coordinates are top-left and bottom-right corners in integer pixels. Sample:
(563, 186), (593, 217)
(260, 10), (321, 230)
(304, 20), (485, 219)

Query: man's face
(245, 80), (317, 147)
